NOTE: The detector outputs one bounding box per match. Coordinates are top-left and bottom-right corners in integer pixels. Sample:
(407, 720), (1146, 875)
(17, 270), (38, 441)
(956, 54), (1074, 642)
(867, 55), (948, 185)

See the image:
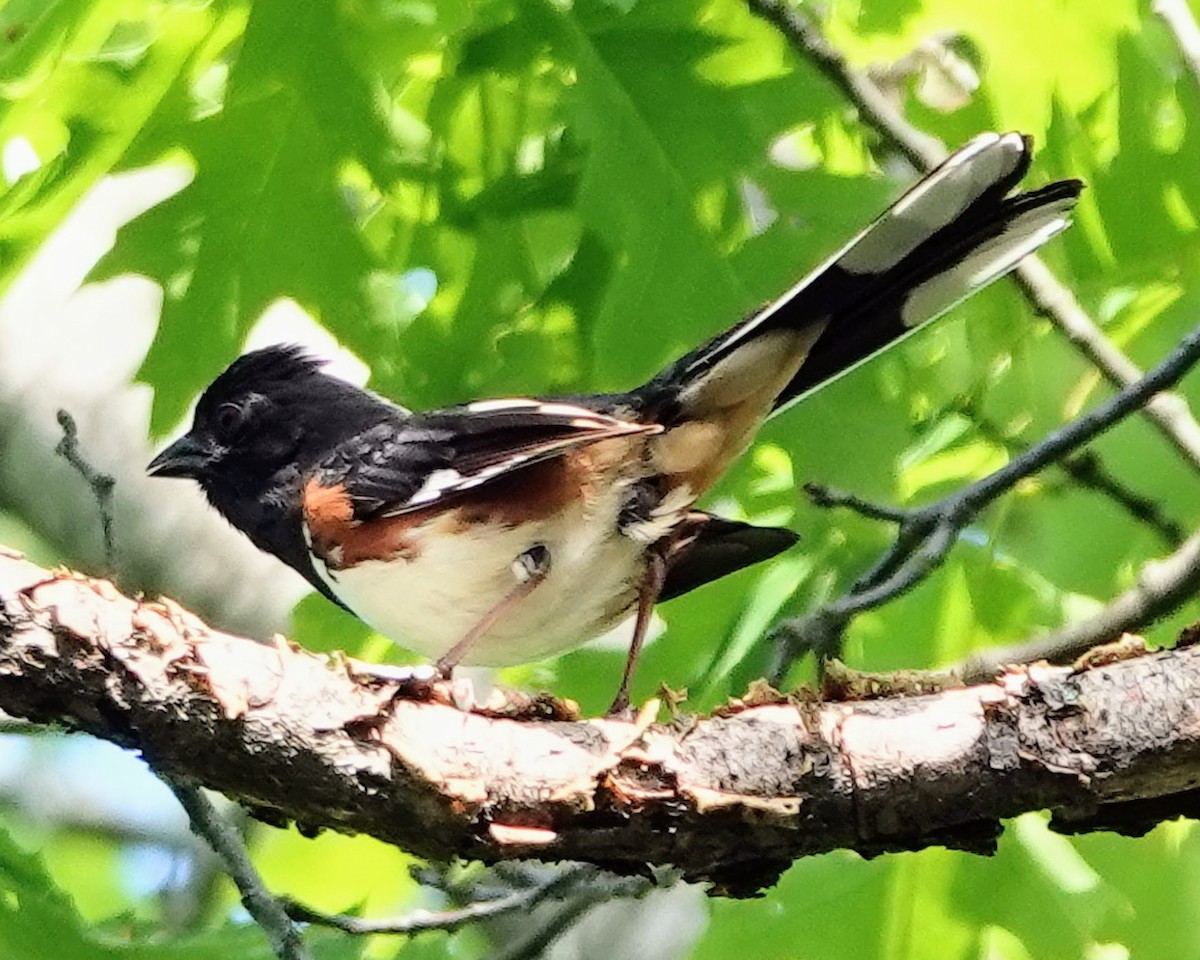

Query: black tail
(634, 133), (1080, 606)
(641, 132), (1082, 429)
(631, 132), (1081, 499)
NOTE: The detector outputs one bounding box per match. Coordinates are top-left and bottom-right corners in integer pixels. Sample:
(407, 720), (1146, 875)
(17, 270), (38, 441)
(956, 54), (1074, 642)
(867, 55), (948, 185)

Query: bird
(148, 132), (1082, 714)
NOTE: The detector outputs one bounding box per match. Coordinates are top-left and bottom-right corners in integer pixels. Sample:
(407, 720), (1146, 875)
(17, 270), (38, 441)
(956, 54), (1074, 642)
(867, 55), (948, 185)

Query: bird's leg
(606, 544), (669, 717)
(349, 545), (548, 712)
(433, 544), (552, 676)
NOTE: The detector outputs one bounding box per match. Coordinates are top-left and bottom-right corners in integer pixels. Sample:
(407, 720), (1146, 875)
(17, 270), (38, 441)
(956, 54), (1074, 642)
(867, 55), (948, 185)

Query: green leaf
(0, 0), (217, 296)
(98, 0), (396, 433)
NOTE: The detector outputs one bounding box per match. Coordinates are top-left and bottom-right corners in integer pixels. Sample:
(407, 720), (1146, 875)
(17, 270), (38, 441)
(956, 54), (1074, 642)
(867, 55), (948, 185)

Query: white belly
(310, 492), (646, 666)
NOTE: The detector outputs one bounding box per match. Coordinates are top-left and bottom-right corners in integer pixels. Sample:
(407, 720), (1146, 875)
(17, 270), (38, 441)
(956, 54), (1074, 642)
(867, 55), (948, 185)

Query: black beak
(147, 434), (214, 479)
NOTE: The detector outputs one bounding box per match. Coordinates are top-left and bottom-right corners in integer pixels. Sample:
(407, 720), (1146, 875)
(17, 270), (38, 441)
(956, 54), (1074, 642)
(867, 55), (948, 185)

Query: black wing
(308, 398), (659, 520)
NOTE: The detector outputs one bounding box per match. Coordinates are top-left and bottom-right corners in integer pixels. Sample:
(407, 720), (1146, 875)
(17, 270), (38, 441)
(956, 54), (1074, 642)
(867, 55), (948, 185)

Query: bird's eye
(214, 402), (247, 441)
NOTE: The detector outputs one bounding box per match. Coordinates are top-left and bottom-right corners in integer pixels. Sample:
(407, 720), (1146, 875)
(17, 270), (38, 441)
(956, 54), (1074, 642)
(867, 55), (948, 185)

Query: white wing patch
(533, 401), (606, 418)
(466, 397), (637, 426)
(466, 398), (541, 412)
(392, 458), (528, 513)
(406, 467), (466, 507)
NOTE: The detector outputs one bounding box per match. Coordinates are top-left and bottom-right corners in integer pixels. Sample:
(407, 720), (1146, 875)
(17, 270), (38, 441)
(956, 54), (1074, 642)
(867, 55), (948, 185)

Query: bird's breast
(305, 442), (661, 665)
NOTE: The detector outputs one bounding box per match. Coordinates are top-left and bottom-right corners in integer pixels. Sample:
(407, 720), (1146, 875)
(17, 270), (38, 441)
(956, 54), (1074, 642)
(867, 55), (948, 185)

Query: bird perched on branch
(149, 132), (1082, 713)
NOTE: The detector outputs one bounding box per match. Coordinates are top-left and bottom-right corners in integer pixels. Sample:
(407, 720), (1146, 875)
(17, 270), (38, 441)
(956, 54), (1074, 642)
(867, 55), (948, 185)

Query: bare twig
(955, 400), (1184, 547)
(289, 861), (658, 960)
(167, 779), (311, 960)
(54, 410), (116, 571)
(803, 483), (909, 523)
(772, 319), (1200, 676)
(1049, 450), (1183, 546)
(957, 529), (1200, 682)
(284, 864), (600, 936)
(746, 0), (1200, 473)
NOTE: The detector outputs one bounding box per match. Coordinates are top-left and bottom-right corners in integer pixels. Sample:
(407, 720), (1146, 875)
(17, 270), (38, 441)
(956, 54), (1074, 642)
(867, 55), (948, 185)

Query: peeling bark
(2, 550), (1200, 895)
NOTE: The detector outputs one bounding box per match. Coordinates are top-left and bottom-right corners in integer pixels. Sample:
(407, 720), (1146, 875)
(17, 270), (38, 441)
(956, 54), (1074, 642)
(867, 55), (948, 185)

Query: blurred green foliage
(0, 821), (367, 959)
(3, 0), (1200, 956)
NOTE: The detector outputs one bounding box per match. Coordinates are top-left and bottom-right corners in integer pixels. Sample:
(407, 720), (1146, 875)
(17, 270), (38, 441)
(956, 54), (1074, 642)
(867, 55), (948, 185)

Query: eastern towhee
(149, 133), (1082, 713)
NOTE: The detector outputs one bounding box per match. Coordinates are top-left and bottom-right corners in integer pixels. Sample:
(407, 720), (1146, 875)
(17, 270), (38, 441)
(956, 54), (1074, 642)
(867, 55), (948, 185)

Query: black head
(147, 344), (392, 505)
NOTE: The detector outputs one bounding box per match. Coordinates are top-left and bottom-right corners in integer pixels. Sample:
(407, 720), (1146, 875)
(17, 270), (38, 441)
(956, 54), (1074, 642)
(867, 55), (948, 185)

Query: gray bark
(2, 550), (1198, 895)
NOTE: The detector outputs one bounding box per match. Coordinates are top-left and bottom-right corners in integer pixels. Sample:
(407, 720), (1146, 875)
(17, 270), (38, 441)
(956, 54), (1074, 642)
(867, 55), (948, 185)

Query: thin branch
(284, 864), (599, 936)
(746, 0), (1200, 474)
(54, 410), (116, 571)
(1057, 450), (1184, 546)
(167, 779), (311, 960)
(956, 401), (1184, 547)
(803, 483), (909, 523)
(772, 319), (1200, 675)
(289, 862), (657, 960)
(950, 323), (1200, 497)
(957, 528), (1200, 682)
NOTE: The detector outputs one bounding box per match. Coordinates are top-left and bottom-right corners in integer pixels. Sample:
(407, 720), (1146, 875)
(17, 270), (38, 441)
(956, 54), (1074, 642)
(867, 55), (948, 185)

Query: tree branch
(952, 398), (1183, 547)
(285, 863), (652, 941)
(284, 864), (597, 936)
(956, 529), (1200, 682)
(167, 779), (311, 960)
(5, 551), (1200, 895)
(54, 409), (117, 572)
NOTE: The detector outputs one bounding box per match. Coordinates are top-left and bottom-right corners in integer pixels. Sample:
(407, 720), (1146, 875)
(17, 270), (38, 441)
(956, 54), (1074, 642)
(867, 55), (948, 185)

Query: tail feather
(775, 176), (1080, 406)
(636, 132), (1081, 495)
(645, 133), (1081, 420)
